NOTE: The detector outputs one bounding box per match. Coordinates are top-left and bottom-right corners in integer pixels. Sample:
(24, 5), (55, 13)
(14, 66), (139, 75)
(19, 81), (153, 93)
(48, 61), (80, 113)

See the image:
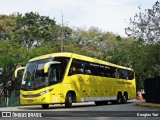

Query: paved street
(0, 100), (160, 120)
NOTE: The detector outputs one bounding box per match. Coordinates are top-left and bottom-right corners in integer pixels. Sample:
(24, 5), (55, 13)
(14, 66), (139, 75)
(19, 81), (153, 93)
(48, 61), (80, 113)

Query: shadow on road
(17, 101), (134, 110)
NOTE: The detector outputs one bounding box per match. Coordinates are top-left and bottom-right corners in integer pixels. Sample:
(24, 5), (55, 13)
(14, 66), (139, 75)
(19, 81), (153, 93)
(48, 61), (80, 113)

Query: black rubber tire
(111, 100), (117, 104)
(103, 101), (108, 105)
(65, 92), (73, 108)
(42, 104), (49, 109)
(111, 93), (122, 104)
(117, 93), (123, 104)
(95, 101), (103, 106)
(122, 93), (128, 104)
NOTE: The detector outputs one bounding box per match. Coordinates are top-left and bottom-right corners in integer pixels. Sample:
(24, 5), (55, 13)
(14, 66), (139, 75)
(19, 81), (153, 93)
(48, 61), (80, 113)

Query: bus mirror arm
(44, 61), (61, 73)
(14, 67), (25, 78)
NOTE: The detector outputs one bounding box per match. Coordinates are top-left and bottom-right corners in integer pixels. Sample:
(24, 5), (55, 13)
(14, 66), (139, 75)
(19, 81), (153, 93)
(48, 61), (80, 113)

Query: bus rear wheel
(117, 93), (123, 104)
(42, 104), (49, 109)
(103, 101), (108, 105)
(95, 101), (103, 106)
(112, 93), (122, 104)
(122, 93), (128, 104)
(65, 92), (73, 108)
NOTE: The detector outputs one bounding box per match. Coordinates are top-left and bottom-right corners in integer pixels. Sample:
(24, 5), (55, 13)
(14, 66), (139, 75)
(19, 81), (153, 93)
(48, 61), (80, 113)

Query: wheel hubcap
(69, 96), (72, 103)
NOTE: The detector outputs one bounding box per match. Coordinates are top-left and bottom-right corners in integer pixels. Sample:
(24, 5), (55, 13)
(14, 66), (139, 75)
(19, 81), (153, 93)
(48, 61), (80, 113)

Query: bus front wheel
(42, 104), (49, 109)
(65, 92), (73, 108)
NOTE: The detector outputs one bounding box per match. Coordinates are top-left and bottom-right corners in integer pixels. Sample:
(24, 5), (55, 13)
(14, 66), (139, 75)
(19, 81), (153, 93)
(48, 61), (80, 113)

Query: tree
(145, 43), (160, 77)
(125, 1), (160, 44)
(0, 14), (16, 41)
(14, 12), (60, 49)
(125, 1), (160, 78)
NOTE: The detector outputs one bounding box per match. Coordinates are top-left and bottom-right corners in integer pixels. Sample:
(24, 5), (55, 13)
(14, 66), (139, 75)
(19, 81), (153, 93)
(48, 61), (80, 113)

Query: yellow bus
(15, 52), (136, 109)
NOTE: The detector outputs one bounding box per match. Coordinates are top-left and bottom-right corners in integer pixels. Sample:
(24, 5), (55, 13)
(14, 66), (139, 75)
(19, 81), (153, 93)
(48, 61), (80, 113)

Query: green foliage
(0, 14), (16, 41)
(124, 1), (160, 88)
(145, 43), (160, 77)
(14, 12), (60, 49)
(125, 1), (160, 44)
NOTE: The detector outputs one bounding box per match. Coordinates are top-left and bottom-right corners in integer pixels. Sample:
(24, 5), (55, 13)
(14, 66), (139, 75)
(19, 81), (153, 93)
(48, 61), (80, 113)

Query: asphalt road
(0, 100), (160, 120)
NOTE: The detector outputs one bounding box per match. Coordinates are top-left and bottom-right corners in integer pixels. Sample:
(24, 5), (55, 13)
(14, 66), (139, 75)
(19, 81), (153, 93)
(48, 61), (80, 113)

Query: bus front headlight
(39, 89), (52, 96)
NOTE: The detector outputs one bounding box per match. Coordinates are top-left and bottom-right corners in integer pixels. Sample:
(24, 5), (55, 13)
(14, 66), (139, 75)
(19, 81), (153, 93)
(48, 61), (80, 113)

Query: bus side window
(128, 71), (134, 80)
(69, 67), (76, 75)
(85, 69), (91, 74)
(77, 68), (84, 74)
(115, 68), (119, 78)
(123, 70), (129, 79)
(119, 69), (125, 79)
(84, 62), (93, 75)
(68, 59), (84, 76)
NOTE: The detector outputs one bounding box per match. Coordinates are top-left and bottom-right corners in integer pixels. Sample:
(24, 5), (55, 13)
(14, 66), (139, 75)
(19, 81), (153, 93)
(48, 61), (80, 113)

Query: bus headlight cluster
(21, 88), (53, 98)
(39, 90), (49, 96)
(39, 88), (53, 96)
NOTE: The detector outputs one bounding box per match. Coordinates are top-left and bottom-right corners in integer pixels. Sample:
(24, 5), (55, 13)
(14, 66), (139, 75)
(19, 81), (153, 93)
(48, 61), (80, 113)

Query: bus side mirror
(15, 67), (25, 78)
(44, 61), (61, 73)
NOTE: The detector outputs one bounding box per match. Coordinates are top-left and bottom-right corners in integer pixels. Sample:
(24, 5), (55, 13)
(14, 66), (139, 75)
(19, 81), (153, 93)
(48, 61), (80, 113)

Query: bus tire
(112, 92), (122, 104)
(42, 104), (49, 109)
(111, 100), (117, 104)
(103, 101), (108, 105)
(117, 92), (123, 104)
(65, 92), (73, 108)
(95, 101), (103, 106)
(122, 93), (128, 104)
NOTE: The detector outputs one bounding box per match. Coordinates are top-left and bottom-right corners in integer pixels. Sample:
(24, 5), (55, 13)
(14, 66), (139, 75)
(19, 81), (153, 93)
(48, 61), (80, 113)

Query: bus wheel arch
(65, 91), (76, 108)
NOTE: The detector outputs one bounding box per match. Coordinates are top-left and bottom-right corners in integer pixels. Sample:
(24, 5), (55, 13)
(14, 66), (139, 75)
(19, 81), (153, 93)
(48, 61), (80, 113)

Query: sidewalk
(135, 100), (160, 108)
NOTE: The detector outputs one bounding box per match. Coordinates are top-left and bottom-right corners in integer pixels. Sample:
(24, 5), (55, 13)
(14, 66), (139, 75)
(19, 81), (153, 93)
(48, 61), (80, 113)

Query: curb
(136, 102), (160, 108)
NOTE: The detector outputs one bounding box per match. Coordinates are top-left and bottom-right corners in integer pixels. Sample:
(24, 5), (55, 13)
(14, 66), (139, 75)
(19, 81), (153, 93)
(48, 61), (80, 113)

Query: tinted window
(68, 58), (134, 80)
(84, 62), (96, 75)
(68, 59), (84, 76)
(54, 57), (70, 80)
(128, 70), (134, 80)
(114, 68), (134, 80)
(49, 64), (60, 85)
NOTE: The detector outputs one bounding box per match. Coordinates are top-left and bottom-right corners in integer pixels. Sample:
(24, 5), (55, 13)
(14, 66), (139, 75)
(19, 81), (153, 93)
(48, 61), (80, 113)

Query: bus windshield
(21, 59), (50, 90)
(21, 57), (70, 90)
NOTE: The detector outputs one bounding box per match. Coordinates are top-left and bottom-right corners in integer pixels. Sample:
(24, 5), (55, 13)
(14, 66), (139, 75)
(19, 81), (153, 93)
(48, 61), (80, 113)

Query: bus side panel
(129, 79), (136, 99)
(62, 74), (85, 102)
(49, 84), (63, 104)
(114, 78), (136, 100)
(100, 77), (116, 100)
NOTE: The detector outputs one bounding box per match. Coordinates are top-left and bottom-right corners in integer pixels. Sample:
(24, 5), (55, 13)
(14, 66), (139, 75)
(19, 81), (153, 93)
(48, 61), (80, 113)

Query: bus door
(48, 64), (62, 103)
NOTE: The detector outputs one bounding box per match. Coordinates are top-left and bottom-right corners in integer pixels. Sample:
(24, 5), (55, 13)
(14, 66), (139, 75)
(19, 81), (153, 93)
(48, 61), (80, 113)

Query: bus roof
(29, 52), (133, 71)
(29, 52), (72, 62)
